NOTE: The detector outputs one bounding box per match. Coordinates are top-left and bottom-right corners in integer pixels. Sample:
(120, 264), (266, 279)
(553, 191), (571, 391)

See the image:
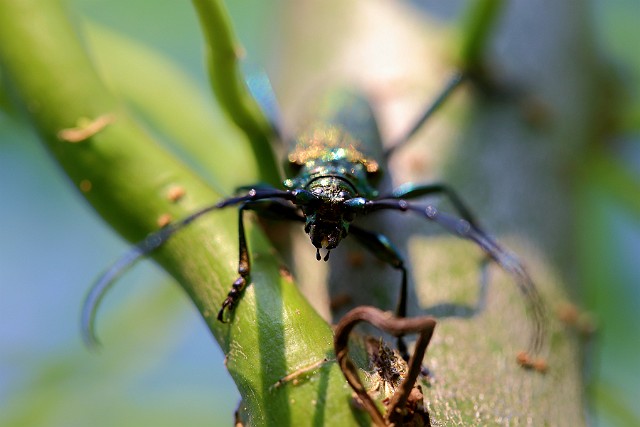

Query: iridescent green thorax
(284, 90), (385, 199)
(288, 124), (380, 173)
(284, 124), (378, 197)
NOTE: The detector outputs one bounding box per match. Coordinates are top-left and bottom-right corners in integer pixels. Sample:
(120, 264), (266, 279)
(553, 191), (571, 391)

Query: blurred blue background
(1, 0), (638, 426)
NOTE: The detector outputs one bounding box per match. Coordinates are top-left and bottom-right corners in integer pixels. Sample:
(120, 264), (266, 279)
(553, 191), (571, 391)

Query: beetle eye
(294, 189), (318, 206)
(344, 197), (366, 213)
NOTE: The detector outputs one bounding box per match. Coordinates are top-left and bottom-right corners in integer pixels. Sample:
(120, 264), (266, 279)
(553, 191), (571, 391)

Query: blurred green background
(1, 0), (638, 426)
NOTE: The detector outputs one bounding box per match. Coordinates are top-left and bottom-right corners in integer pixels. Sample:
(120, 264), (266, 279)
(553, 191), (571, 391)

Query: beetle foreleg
(217, 198), (304, 322)
(218, 203), (251, 322)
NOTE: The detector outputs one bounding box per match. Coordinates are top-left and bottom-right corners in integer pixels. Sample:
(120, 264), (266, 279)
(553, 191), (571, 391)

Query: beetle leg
(384, 182), (492, 313)
(361, 198), (546, 355)
(218, 204), (251, 322)
(348, 225), (412, 361)
(217, 199), (304, 322)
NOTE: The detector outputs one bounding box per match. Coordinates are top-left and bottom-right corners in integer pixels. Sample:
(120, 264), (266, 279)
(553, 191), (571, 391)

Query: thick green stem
(0, 1), (366, 425)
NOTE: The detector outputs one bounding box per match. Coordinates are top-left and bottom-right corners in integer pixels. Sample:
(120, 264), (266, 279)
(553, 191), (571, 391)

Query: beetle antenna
(81, 202), (224, 348)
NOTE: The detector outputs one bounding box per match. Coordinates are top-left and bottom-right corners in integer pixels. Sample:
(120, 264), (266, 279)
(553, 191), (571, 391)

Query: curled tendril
(333, 306), (436, 426)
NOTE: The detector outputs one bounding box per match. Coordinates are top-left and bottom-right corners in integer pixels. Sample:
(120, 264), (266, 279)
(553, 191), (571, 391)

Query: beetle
(81, 72), (545, 359)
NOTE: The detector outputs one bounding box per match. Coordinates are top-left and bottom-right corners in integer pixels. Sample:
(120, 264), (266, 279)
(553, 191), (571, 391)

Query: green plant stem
(0, 1), (366, 425)
(192, 0), (280, 187)
(458, 0), (504, 72)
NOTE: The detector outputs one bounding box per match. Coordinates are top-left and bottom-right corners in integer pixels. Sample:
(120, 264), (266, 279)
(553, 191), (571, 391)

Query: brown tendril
(333, 306), (436, 426)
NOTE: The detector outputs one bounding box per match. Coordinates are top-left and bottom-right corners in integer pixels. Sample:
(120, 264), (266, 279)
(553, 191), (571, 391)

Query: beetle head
(295, 177), (356, 261)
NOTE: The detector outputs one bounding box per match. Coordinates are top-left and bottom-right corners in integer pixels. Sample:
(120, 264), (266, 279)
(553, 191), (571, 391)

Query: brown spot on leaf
(58, 114), (115, 143)
(279, 265), (294, 282)
(166, 185), (186, 202)
(79, 179), (92, 193)
(556, 301), (579, 326)
(157, 213), (172, 228)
